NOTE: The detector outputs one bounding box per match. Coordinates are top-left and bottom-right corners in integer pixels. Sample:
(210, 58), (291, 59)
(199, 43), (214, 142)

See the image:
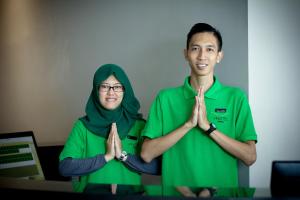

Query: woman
(59, 64), (159, 194)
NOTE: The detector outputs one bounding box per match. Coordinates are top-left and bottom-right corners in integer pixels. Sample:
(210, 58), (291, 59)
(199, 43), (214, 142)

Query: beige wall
(0, 0), (250, 186)
(2, 0), (300, 189)
(0, 0), (248, 146)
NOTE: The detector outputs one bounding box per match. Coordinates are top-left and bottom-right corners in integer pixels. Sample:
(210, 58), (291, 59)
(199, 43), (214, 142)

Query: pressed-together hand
(105, 124), (121, 194)
(111, 184), (117, 194)
(105, 123), (116, 161)
(185, 91), (200, 128)
(113, 123), (123, 159)
(186, 87), (210, 132)
(105, 123), (123, 161)
(197, 86), (210, 131)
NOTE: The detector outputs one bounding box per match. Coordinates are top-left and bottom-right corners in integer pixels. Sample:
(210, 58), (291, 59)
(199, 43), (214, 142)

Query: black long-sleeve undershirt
(59, 154), (160, 177)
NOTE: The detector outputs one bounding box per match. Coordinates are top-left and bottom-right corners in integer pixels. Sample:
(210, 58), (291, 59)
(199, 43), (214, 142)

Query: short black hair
(186, 23), (223, 52)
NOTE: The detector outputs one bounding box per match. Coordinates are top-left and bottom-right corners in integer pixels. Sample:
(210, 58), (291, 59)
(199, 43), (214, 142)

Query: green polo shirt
(59, 119), (145, 192)
(142, 76), (257, 195)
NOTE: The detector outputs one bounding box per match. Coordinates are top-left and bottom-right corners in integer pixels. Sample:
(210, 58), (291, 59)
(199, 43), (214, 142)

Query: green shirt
(59, 119), (145, 192)
(142, 76), (257, 194)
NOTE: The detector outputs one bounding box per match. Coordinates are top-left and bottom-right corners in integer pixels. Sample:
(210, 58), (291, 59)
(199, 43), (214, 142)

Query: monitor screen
(271, 160), (300, 197)
(0, 131), (45, 180)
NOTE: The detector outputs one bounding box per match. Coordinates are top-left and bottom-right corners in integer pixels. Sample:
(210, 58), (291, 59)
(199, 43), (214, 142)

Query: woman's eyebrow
(101, 82), (122, 85)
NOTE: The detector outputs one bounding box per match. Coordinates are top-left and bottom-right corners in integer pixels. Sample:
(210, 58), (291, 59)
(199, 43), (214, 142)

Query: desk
(0, 178), (297, 199)
(0, 177), (73, 192)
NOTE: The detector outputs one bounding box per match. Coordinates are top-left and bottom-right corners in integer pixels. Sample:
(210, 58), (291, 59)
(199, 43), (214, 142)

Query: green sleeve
(59, 120), (87, 161)
(141, 93), (163, 139)
(235, 93), (257, 143)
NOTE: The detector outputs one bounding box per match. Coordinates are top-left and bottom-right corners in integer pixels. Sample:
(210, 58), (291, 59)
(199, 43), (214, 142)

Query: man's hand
(185, 94), (200, 129)
(176, 186), (197, 197)
(197, 86), (210, 131)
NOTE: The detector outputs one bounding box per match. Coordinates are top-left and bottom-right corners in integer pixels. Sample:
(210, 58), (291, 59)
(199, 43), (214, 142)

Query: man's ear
(217, 51), (224, 63)
(183, 48), (188, 60)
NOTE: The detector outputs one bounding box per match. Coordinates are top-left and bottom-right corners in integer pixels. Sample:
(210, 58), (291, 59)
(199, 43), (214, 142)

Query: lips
(196, 63), (208, 69)
(106, 98), (118, 102)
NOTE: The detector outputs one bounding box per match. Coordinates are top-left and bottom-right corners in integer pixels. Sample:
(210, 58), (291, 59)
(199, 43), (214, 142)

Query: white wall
(249, 0), (300, 187)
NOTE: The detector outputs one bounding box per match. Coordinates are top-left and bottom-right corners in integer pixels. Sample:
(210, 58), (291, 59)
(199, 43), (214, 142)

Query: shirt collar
(183, 76), (223, 100)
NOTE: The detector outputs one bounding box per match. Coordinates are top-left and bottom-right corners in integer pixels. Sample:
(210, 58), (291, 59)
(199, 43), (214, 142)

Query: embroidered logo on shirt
(215, 108), (227, 113)
(212, 108), (228, 123)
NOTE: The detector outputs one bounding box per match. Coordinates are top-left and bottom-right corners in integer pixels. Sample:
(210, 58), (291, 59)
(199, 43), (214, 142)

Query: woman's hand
(105, 124), (116, 162)
(111, 184), (117, 194)
(113, 123), (123, 159)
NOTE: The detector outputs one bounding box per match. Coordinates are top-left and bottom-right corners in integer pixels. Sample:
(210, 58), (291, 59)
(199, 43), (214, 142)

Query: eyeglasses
(99, 84), (124, 92)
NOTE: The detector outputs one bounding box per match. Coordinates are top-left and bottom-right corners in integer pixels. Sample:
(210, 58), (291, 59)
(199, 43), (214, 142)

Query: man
(141, 23), (257, 196)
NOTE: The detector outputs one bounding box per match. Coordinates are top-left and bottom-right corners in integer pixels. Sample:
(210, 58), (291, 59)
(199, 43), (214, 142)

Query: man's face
(184, 32), (223, 77)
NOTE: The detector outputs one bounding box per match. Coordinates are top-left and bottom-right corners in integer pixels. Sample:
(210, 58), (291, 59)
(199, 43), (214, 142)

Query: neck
(190, 74), (214, 92)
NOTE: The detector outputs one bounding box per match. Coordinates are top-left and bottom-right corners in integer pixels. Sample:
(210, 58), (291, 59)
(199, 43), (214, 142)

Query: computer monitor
(270, 160), (300, 197)
(0, 131), (45, 180)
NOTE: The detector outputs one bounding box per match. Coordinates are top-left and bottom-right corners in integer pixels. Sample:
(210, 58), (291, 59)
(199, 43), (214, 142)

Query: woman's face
(98, 75), (124, 110)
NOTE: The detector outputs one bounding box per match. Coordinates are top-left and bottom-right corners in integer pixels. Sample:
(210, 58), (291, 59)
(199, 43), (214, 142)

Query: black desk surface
(0, 177), (299, 199)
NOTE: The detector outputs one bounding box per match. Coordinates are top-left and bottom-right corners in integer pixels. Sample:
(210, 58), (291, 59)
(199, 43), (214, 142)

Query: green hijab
(79, 64), (143, 139)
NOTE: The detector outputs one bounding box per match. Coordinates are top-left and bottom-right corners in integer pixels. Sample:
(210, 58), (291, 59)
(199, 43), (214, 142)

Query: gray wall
(248, 0), (300, 187)
(0, 0), (249, 185)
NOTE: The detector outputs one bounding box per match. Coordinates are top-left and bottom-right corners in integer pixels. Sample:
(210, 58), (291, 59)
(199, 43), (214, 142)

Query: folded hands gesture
(105, 123), (123, 162)
(186, 86), (210, 131)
